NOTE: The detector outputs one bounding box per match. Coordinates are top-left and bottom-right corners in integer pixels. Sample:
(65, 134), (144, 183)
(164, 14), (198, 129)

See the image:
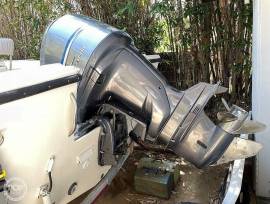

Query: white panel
(0, 38), (14, 55)
(252, 0), (270, 198)
(0, 64), (79, 92)
(4, 60), (40, 70)
(0, 83), (110, 204)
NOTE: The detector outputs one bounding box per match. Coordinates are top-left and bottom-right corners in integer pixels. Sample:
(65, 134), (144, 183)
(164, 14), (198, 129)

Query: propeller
(217, 111), (238, 123)
(232, 120), (266, 134)
(216, 137), (262, 165)
(216, 98), (237, 122)
(217, 98), (266, 134)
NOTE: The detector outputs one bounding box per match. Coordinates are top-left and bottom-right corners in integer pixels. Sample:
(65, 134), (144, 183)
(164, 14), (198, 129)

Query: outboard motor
(40, 14), (265, 168)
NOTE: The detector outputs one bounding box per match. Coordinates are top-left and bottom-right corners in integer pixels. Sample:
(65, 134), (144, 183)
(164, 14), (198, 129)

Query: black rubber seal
(0, 74), (81, 105)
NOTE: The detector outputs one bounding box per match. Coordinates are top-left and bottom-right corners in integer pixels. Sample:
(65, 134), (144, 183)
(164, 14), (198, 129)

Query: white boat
(0, 14), (265, 204)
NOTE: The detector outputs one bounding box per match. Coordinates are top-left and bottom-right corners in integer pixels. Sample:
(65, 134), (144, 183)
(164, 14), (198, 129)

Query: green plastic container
(134, 167), (174, 199)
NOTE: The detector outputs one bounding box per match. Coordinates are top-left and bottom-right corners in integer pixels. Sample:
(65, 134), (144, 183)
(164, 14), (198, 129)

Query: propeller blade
(217, 111), (238, 123)
(215, 138), (262, 165)
(233, 120), (266, 134)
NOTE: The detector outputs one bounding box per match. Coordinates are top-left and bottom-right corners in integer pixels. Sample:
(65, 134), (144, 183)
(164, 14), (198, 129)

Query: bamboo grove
(0, 0), (253, 107)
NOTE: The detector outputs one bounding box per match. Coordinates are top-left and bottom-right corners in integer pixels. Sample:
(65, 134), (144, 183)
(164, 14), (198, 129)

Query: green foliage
(0, 0), (73, 59)
(0, 0), (253, 106)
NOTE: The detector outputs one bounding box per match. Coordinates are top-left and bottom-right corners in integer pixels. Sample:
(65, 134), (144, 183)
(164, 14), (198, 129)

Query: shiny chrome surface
(40, 14), (265, 168)
(40, 14), (121, 71)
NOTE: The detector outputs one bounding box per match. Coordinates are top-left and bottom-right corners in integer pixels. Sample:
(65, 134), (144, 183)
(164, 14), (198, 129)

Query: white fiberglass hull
(0, 64), (111, 203)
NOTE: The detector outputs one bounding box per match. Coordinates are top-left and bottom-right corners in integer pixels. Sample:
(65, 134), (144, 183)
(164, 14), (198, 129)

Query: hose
(129, 130), (174, 154)
(48, 172), (53, 193)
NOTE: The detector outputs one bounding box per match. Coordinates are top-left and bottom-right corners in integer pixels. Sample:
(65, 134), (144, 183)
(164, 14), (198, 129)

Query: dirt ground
(92, 150), (228, 204)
